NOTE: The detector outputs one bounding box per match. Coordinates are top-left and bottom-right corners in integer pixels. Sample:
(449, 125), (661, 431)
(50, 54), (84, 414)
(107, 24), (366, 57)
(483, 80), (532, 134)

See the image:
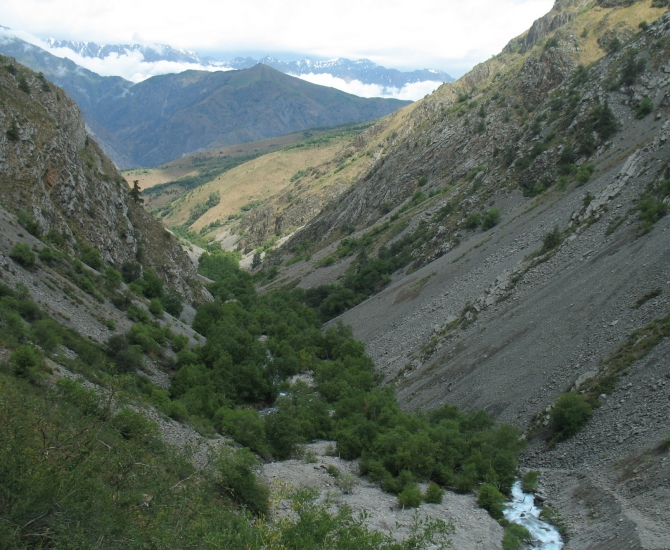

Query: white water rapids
(503, 481), (563, 549)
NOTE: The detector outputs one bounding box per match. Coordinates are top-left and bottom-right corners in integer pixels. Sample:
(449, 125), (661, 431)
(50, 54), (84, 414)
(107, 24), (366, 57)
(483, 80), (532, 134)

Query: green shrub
(162, 290), (184, 317)
(465, 213), (481, 229)
(80, 247), (103, 270)
(417, 176), (428, 186)
(215, 407), (268, 456)
(636, 97), (653, 119)
(482, 208), (501, 230)
(541, 226), (562, 252)
(576, 164), (595, 186)
(56, 378), (103, 417)
(327, 464), (341, 478)
(104, 267), (122, 291)
(607, 37), (621, 54)
(106, 318), (116, 330)
(171, 333), (189, 352)
(9, 243), (36, 268)
(477, 483), (505, 519)
(148, 299), (164, 318)
(44, 229), (66, 247)
(6, 122), (20, 141)
(544, 36), (559, 50)
(111, 409), (159, 445)
(38, 246), (58, 264)
(121, 261), (141, 283)
(502, 523), (531, 550)
(521, 470), (539, 493)
(637, 196), (668, 231)
(424, 482), (445, 504)
(10, 345), (44, 381)
(550, 393), (592, 441)
(18, 76), (30, 94)
(336, 473), (357, 494)
(215, 447), (269, 515)
(105, 334), (143, 374)
(17, 210), (41, 237)
(397, 484), (423, 508)
(126, 305), (151, 324)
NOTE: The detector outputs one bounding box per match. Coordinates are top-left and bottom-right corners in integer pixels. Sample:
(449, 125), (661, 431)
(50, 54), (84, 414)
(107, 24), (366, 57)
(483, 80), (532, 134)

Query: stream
(504, 481), (563, 549)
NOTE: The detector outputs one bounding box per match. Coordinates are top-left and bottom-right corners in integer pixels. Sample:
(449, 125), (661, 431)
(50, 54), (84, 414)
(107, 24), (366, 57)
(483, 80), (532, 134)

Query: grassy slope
(167, 137), (350, 229)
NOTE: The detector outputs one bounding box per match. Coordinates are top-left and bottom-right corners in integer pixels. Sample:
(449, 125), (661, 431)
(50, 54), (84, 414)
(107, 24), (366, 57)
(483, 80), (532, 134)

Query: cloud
(293, 72), (444, 101)
(0, 0), (554, 77)
(41, 45), (233, 83)
(0, 26), (231, 82)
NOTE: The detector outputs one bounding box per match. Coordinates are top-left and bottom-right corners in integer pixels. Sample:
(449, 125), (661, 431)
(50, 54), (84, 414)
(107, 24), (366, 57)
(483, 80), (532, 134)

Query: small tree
(129, 180), (144, 204)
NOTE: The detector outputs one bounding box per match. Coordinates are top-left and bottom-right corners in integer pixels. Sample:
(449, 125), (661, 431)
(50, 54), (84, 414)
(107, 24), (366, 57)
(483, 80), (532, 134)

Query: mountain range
(0, 31), (410, 167)
(44, 37), (454, 89)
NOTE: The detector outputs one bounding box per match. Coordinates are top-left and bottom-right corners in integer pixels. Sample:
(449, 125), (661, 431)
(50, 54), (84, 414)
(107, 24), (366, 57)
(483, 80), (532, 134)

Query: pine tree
(129, 180), (144, 204)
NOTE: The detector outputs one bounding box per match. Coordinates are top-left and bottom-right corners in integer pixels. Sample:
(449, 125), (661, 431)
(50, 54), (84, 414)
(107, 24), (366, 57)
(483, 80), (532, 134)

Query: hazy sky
(0, 0), (554, 77)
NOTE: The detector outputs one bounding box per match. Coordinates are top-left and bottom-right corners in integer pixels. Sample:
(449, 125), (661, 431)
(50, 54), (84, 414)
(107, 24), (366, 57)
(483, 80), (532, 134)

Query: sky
(0, 0), (554, 99)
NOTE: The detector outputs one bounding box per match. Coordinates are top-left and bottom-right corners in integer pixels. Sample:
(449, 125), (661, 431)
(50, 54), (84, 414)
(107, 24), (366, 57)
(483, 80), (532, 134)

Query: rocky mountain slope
(249, 1), (670, 547)
(0, 55), (206, 303)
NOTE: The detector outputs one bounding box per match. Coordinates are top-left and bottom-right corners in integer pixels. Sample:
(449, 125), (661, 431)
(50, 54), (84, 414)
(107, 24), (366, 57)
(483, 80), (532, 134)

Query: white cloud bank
(293, 72), (444, 101)
(0, 0), (554, 79)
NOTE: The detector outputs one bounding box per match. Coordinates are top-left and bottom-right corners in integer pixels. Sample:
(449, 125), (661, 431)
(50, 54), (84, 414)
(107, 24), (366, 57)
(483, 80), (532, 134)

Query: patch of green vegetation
(550, 393), (593, 443)
(521, 470), (540, 493)
(185, 192), (220, 227)
(9, 243), (36, 268)
(636, 97), (653, 119)
(502, 523), (532, 550)
(477, 483), (505, 519)
(541, 226), (563, 252)
(636, 178), (670, 232)
(482, 208), (501, 230)
(580, 315), (670, 406)
(291, 166), (314, 182)
(540, 505), (568, 538)
(633, 288), (662, 309)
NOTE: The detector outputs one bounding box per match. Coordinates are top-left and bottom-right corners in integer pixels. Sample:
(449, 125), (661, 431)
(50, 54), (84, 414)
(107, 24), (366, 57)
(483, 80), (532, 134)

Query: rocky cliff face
(0, 56), (204, 303)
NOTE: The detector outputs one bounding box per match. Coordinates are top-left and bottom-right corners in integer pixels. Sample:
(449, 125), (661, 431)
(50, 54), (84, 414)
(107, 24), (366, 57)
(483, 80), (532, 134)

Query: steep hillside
(92, 64), (409, 167)
(249, 1), (670, 547)
(0, 55), (206, 303)
(0, 32), (135, 167)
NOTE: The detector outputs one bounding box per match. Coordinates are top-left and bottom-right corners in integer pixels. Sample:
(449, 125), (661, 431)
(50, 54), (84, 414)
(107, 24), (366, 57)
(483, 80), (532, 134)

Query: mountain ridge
(42, 37), (454, 88)
(0, 32), (411, 168)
